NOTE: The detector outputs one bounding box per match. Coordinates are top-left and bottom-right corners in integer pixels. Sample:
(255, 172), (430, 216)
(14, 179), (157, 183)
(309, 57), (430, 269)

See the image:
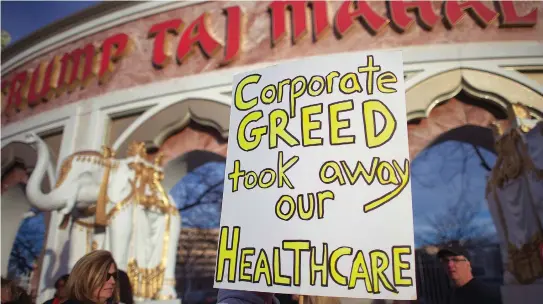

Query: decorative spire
(511, 103), (530, 120)
(102, 146), (116, 158)
(509, 103), (537, 133)
(127, 141), (147, 158)
(154, 152), (164, 167)
(490, 121), (504, 138)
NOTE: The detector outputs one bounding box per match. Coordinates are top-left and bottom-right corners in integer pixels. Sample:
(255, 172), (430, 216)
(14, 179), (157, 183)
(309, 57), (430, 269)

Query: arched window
(170, 161), (225, 228)
(169, 160), (225, 300)
(8, 211), (46, 280)
(411, 135), (505, 303)
(412, 140), (498, 249)
(1, 141), (48, 282)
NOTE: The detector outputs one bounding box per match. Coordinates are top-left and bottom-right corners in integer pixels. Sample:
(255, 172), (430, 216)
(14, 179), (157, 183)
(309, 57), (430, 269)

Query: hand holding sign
(215, 50), (416, 301)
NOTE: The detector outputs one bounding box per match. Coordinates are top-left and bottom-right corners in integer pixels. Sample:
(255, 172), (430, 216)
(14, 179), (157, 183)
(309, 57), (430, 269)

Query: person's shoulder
(470, 279), (502, 303)
(217, 290), (279, 304)
(464, 278), (487, 289)
(42, 299), (54, 304)
(62, 299), (84, 304)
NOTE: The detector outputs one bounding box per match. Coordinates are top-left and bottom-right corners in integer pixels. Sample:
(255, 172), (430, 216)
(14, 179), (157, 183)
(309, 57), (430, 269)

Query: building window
(8, 210), (45, 281)
(413, 140), (498, 248)
(170, 161), (225, 300)
(170, 161), (225, 228)
(412, 138), (503, 301)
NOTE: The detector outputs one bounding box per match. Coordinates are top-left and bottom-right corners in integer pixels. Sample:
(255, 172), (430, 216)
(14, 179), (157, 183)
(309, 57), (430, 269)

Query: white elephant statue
(24, 133), (181, 300)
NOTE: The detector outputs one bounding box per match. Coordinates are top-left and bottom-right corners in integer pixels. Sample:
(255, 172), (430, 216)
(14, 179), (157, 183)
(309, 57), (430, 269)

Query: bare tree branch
(415, 141), (495, 249)
(172, 161), (224, 297)
(8, 212), (45, 279)
(472, 144), (492, 172)
(178, 180), (223, 212)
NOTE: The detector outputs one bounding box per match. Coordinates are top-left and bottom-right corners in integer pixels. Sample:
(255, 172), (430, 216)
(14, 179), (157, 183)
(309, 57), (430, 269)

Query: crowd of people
(2, 277), (33, 304)
(0, 243), (502, 304)
(1, 251), (131, 304)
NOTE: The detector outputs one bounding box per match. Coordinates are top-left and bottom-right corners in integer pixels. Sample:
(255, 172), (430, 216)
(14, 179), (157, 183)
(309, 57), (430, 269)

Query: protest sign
(214, 50), (416, 301)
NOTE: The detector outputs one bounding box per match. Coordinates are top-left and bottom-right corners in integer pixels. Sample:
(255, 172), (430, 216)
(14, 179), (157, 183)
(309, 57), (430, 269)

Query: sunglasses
(106, 272), (118, 281)
(440, 257), (468, 264)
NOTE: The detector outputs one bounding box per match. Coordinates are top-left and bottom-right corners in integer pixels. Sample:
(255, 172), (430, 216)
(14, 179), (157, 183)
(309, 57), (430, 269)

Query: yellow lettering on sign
(363, 99), (397, 149)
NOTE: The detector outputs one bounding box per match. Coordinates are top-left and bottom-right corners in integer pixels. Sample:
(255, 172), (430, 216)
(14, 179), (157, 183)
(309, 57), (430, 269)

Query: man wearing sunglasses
(438, 243), (502, 304)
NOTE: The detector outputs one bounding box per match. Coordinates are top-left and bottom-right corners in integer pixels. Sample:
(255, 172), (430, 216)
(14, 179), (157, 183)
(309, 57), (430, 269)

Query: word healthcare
(216, 50), (416, 299)
(215, 227), (414, 293)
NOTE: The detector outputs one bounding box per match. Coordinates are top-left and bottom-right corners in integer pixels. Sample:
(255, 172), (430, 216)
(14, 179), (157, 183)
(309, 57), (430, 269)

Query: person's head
(54, 274), (70, 299)
(65, 250), (119, 304)
(1, 279), (32, 304)
(437, 243), (473, 287)
(1, 278), (14, 303)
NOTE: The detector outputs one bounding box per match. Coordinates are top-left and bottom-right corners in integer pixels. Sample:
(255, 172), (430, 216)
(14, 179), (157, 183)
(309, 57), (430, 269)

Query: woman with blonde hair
(64, 250), (120, 304)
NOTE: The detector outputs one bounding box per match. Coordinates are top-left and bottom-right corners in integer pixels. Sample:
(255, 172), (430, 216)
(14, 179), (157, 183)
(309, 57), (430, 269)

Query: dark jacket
(61, 299), (115, 304)
(61, 300), (87, 304)
(217, 290), (280, 304)
(448, 278), (502, 304)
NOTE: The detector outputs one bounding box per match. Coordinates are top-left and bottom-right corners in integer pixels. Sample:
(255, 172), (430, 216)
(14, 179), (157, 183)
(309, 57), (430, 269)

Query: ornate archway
(406, 67), (543, 122)
(406, 67), (543, 159)
(113, 98), (230, 158)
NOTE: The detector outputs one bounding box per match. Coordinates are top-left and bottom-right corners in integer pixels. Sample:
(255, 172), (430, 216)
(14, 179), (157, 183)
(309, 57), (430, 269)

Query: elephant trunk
(26, 135), (67, 211)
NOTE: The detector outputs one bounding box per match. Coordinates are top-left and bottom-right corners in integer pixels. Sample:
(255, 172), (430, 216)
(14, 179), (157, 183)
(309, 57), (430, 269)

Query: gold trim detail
(96, 146), (116, 227)
(126, 150), (177, 299)
(127, 259), (166, 299)
(511, 103), (533, 133)
(55, 151), (103, 188)
(126, 212), (172, 299)
(73, 184), (135, 228)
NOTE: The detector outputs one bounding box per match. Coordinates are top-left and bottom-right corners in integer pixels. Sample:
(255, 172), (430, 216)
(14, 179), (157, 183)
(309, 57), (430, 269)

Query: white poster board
(214, 50), (416, 301)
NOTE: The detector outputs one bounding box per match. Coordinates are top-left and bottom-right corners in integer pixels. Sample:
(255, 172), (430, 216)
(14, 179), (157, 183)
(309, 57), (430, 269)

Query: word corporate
(2, 1), (538, 115)
(215, 227), (414, 293)
(233, 55), (398, 152)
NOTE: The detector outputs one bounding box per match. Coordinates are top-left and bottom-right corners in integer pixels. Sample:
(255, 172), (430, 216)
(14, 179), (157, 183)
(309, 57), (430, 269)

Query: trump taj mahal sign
(2, 0), (539, 117)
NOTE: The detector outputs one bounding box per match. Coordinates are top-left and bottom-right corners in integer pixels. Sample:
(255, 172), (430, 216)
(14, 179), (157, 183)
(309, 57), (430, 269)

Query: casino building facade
(1, 1), (542, 303)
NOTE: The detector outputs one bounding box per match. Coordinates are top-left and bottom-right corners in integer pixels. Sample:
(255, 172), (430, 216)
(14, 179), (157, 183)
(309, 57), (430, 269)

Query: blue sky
(411, 141), (498, 247)
(8, 212), (45, 277)
(1, 1), (99, 45)
(170, 161), (225, 229)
